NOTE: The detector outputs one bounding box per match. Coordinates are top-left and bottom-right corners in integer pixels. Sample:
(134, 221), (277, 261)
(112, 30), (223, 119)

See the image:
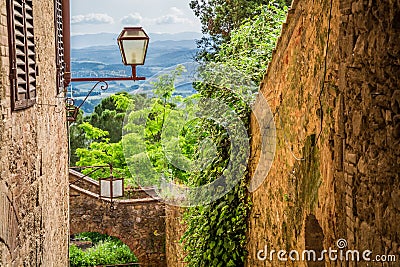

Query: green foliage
(182, 80), (252, 267)
(86, 92), (150, 143)
(69, 233), (137, 267)
(182, 2), (287, 266)
(74, 67), (202, 186)
(69, 92), (151, 166)
(189, 0), (288, 61)
(70, 92), (153, 184)
(75, 124), (130, 182)
(79, 122), (109, 140)
(123, 66), (203, 185)
(216, 3), (287, 83)
(69, 244), (90, 266)
(111, 93), (133, 110)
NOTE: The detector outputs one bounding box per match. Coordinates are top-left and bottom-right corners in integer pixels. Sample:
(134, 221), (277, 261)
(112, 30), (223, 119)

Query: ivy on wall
(182, 3), (287, 266)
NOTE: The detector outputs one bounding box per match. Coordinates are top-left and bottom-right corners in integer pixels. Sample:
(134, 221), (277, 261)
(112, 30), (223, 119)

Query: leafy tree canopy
(69, 92), (151, 166)
(216, 3), (288, 83)
(72, 66), (204, 187)
(122, 65), (204, 185)
(189, 0), (288, 61)
(86, 92), (150, 143)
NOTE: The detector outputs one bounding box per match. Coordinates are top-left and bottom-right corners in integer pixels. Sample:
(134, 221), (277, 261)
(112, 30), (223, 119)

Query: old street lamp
(70, 164), (124, 211)
(99, 165), (124, 199)
(66, 27), (149, 121)
(99, 165), (124, 211)
(99, 177), (124, 199)
(118, 27), (149, 80)
(70, 27), (149, 83)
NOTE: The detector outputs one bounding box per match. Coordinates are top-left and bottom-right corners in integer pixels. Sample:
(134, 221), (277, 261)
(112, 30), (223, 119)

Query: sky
(70, 0), (202, 35)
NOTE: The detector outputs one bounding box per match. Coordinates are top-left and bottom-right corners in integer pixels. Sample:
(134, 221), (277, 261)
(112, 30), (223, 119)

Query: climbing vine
(182, 3), (287, 266)
(182, 83), (252, 266)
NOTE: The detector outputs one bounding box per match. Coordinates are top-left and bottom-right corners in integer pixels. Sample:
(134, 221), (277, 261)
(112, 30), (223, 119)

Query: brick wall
(247, 0), (400, 266)
(0, 0), (69, 265)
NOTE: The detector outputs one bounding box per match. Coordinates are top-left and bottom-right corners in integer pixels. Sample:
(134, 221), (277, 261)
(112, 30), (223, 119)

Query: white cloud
(71, 13), (114, 25)
(150, 7), (194, 25)
(170, 7), (184, 16)
(120, 13), (143, 25)
(153, 14), (193, 25)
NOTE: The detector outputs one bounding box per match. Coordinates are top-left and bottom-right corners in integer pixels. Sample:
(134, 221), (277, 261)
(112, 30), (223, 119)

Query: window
(55, 0), (65, 94)
(7, 0), (37, 111)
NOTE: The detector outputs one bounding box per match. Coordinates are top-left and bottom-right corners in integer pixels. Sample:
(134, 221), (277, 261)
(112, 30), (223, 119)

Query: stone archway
(69, 170), (166, 267)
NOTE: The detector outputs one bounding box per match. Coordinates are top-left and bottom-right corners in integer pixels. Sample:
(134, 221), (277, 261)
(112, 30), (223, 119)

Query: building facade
(0, 0), (69, 265)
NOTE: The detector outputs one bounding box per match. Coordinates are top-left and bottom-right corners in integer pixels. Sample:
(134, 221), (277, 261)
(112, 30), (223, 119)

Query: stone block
(346, 152), (357, 165)
(357, 157), (368, 174)
(344, 162), (357, 175)
(391, 90), (400, 114)
(352, 110), (363, 137)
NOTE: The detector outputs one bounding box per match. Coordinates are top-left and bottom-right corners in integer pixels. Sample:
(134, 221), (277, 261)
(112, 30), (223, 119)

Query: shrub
(69, 233), (137, 266)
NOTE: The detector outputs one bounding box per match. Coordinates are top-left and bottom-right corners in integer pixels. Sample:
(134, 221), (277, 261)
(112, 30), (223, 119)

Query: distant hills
(71, 31), (202, 49)
(70, 32), (201, 114)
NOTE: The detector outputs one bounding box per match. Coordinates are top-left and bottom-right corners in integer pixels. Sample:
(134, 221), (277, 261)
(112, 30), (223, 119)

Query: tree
(123, 65), (202, 186)
(189, 0), (288, 61)
(86, 92), (150, 143)
(216, 3), (287, 83)
(75, 122), (131, 182)
(68, 92), (151, 166)
(74, 66), (203, 186)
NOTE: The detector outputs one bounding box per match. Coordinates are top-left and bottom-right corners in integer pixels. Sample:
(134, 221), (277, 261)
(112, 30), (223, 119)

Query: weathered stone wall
(165, 206), (187, 267)
(0, 0), (69, 266)
(247, 0), (400, 266)
(69, 171), (166, 267)
(336, 0), (400, 260)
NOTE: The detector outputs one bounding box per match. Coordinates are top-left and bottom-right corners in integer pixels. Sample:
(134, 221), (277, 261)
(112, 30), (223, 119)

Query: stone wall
(247, 0), (400, 266)
(165, 206), (187, 267)
(0, 0), (69, 266)
(69, 171), (166, 266)
(336, 0), (400, 260)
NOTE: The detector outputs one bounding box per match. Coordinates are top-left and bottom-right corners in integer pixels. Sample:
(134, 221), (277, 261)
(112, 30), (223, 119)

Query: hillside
(70, 33), (199, 113)
(71, 32), (202, 49)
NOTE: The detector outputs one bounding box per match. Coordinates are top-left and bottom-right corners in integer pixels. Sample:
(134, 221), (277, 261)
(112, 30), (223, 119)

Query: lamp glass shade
(100, 178), (124, 198)
(118, 27), (149, 65)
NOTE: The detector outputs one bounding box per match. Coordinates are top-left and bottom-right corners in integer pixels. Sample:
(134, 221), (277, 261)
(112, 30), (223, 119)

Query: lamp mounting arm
(70, 65), (145, 82)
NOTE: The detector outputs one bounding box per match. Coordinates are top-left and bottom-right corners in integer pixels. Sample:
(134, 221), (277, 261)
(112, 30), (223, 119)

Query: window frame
(7, 0), (37, 111)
